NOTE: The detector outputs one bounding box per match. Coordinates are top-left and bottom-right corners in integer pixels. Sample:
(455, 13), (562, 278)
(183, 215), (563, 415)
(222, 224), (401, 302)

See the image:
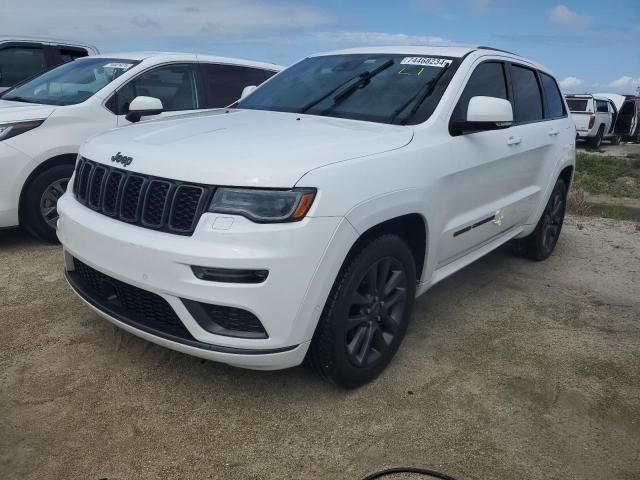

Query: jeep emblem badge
(111, 152), (133, 167)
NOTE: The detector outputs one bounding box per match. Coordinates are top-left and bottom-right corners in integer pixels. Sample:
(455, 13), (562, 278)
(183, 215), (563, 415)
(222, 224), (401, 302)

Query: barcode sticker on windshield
(400, 57), (452, 68)
(103, 63), (134, 70)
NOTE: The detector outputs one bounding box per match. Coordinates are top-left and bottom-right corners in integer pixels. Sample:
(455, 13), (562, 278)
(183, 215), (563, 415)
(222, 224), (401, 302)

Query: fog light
(191, 266), (269, 284)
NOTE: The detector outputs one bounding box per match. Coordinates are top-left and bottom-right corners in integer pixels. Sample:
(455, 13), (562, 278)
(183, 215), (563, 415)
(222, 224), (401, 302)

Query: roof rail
(476, 45), (519, 56)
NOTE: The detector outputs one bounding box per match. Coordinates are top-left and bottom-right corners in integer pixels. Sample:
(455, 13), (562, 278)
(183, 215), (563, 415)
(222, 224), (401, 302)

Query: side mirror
(126, 96), (163, 123)
(452, 96), (513, 135)
(240, 85), (257, 100)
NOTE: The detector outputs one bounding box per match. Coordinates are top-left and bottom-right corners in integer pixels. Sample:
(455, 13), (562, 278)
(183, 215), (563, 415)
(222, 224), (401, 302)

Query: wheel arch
(18, 153), (77, 224)
(346, 212), (428, 282)
(558, 164), (574, 190)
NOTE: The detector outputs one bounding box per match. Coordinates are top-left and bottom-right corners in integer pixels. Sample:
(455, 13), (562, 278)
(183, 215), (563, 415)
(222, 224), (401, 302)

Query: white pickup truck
(565, 94), (621, 147)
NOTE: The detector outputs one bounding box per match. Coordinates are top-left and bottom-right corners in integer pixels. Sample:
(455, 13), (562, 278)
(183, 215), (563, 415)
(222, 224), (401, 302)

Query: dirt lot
(1, 216), (639, 480)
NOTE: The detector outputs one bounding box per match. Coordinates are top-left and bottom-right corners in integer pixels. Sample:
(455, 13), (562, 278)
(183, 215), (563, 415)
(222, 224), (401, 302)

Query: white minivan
(58, 46), (575, 388)
(0, 53), (281, 241)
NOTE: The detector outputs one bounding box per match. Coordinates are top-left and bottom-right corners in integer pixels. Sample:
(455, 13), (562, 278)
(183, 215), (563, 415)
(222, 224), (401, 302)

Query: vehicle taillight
(588, 115), (596, 129)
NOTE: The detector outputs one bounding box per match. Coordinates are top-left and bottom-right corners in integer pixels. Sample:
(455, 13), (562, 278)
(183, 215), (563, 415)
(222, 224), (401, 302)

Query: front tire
(21, 164), (74, 243)
(512, 178), (567, 261)
(307, 234), (416, 388)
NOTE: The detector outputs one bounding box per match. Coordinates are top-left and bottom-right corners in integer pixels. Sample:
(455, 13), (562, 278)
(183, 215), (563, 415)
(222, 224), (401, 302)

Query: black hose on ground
(362, 466), (458, 479)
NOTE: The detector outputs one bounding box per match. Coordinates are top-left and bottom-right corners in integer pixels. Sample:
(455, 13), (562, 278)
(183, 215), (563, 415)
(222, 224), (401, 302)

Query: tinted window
(0, 46), (47, 87)
(59, 48), (89, 64)
(596, 100), (609, 113)
(566, 98), (588, 112)
(452, 62), (507, 122)
(511, 65), (543, 123)
(2, 57), (136, 105)
(113, 63), (199, 114)
(540, 72), (565, 119)
(200, 64), (272, 108)
(238, 54), (459, 125)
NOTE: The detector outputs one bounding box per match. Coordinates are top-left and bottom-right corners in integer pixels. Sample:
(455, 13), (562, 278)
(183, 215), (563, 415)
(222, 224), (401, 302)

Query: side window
(59, 48), (89, 64)
(0, 46), (47, 87)
(113, 63), (199, 114)
(510, 65), (544, 123)
(539, 72), (566, 119)
(200, 64), (272, 108)
(451, 62), (508, 122)
(596, 100), (609, 113)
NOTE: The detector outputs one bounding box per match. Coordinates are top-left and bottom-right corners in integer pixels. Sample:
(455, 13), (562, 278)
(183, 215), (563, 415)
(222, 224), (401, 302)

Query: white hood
(0, 99), (55, 122)
(81, 109), (414, 187)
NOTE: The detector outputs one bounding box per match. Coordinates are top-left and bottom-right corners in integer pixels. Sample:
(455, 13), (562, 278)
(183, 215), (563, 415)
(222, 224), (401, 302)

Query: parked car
(0, 52), (282, 241)
(0, 37), (98, 93)
(57, 46), (575, 388)
(565, 93), (621, 147)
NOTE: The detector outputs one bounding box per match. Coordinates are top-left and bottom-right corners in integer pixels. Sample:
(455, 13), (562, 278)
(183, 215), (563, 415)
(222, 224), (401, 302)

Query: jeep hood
(0, 99), (55, 123)
(80, 109), (413, 187)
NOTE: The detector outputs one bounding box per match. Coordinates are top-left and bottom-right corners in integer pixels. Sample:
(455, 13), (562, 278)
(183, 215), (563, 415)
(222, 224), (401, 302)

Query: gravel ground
(1, 215), (639, 480)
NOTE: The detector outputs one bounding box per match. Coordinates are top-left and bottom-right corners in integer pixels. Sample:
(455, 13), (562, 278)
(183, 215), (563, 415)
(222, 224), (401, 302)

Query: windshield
(237, 54), (459, 125)
(1, 58), (139, 106)
(566, 98), (589, 112)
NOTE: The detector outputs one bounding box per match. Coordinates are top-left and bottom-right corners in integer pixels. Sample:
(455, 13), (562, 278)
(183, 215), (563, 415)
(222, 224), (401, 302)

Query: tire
(511, 178), (567, 261)
(588, 125), (604, 148)
(307, 234), (417, 388)
(21, 164), (74, 243)
(610, 135), (621, 145)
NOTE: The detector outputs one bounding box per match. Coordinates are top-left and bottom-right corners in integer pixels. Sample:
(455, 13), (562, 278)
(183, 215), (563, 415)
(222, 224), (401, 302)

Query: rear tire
(588, 125), (604, 148)
(610, 135), (621, 145)
(511, 178), (567, 261)
(21, 164), (74, 243)
(307, 234), (416, 388)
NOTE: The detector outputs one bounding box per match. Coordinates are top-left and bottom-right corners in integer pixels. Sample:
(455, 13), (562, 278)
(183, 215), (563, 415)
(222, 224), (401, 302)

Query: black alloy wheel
(345, 256), (409, 368)
(307, 234), (416, 388)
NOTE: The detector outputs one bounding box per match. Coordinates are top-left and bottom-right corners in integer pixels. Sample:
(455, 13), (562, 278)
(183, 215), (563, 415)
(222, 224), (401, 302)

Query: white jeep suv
(0, 52), (281, 241)
(58, 46), (575, 388)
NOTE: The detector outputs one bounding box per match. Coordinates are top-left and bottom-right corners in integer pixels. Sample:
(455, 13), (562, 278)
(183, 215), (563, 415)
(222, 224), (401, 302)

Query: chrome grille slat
(71, 158), (212, 236)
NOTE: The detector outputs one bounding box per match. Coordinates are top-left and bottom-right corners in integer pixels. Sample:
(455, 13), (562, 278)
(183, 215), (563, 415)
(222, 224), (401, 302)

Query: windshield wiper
(300, 58), (394, 114)
(389, 63), (451, 125)
(2, 96), (35, 104)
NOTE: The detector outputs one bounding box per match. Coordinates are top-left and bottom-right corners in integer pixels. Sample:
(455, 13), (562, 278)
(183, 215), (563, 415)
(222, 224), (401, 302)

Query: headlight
(208, 187), (316, 223)
(0, 119), (44, 141)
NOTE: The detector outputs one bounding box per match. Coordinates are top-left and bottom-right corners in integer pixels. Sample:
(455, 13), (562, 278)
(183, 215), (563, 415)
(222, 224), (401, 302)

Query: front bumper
(57, 193), (357, 370)
(0, 142), (34, 228)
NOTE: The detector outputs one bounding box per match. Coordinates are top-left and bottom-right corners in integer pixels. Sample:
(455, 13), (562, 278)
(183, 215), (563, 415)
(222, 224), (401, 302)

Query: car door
(436, 60), (539, 267)
(198, 63), (274, 108)
(112, 63), (203, 126)
(534, 70), (573, 212)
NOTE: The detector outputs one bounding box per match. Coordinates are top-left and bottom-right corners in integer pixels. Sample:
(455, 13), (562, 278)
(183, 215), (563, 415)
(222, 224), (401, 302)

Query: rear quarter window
(539, 72), (566, 119)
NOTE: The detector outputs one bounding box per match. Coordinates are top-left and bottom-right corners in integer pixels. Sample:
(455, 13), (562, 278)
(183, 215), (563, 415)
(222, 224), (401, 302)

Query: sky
(3, 0), (639, 94)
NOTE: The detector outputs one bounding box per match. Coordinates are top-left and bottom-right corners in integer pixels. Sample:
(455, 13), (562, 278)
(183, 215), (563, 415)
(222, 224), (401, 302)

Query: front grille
(72, 158), (213, 235)
(69, 258), (196, 343)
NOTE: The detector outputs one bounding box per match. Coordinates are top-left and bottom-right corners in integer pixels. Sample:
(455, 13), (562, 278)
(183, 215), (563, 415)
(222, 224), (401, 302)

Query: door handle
(548, 129), (560, 136)
(507, 136), (522, 146)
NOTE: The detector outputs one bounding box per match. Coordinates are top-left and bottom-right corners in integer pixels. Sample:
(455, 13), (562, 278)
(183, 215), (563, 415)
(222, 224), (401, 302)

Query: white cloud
(0, 0), (330, 41)
(608, 76), (640, 93)
(314, 31), (458, 47)
(550, 5), (589, 28)
(559, 76), (583, 89)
